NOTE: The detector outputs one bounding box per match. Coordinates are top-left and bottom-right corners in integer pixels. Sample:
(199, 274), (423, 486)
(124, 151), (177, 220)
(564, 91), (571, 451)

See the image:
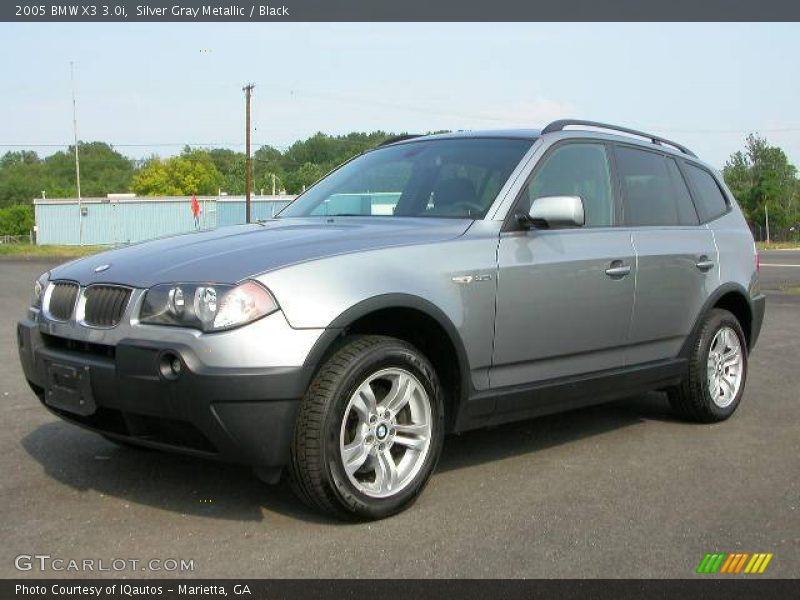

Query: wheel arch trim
(680, 283), (755, 357)
(298, 293), (472, 404)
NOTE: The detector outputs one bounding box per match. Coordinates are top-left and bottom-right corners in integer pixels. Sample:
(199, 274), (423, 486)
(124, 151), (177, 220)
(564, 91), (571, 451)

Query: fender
(678, 282), (754, 358)
(297, 293), (473, 407)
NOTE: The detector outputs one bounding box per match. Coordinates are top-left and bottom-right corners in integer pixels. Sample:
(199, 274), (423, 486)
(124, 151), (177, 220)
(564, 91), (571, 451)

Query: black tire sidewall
(320, 341), (444, 519)
(696, 310), (748, 420)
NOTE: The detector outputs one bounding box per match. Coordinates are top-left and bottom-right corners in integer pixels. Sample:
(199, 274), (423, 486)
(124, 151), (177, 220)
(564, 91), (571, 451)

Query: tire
(289, 335), (445, 520)
(668, 308), (748, 423)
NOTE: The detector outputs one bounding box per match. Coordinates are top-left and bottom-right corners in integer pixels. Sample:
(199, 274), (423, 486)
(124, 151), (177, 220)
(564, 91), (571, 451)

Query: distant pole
(765, 199), (770, 244)
(272, 173), (276, 196)
(70, 61), (83, 245)
(243, 83), (255, 223)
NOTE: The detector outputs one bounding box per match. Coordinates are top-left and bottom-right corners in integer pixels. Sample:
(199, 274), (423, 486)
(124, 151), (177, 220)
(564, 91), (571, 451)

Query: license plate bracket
(44, 361), (96, 416)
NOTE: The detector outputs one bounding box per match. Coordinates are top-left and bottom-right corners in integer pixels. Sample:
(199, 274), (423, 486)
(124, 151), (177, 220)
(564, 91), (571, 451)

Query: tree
(0, 204), (34, 236)
(0, 131), (403, 206)
(723, 134), (799, 233)
(43, 142), (134, 198)
(131, 150), (223, 196)
(284, 162), (326, 194)
(0, 152), (46, 208)
(204, 148), (246, 194)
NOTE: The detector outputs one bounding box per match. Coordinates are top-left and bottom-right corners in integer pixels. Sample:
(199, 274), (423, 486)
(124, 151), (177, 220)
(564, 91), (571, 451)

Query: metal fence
(34, 196), (295, 246)
(0, 234), (32, 245)
(749, 223), (800, 243)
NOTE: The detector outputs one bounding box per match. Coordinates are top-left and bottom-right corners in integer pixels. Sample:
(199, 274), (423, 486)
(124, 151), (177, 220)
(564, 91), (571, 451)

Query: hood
(49, 217), (472, 288)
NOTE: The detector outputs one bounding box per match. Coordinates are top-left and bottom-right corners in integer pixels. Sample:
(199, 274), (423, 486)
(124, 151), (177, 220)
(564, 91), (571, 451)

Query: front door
(492, 141), (636, 388)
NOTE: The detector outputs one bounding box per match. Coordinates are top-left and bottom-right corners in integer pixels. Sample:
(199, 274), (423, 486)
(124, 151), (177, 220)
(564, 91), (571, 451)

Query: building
(34, 195), (295, 246)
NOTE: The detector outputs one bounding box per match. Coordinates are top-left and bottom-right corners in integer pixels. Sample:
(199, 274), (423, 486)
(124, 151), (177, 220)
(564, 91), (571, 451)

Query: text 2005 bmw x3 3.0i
(18, 120), (766, 520)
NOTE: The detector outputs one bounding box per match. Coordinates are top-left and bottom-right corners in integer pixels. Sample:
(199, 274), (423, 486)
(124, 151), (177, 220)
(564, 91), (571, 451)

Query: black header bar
(4, 0), (800, 22)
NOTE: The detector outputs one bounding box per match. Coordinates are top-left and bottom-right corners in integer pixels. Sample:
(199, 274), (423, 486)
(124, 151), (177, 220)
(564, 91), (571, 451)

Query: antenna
(70, 61), (83, 245)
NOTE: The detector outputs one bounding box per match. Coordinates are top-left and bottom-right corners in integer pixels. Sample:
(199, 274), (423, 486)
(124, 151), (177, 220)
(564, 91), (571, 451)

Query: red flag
(191, 194), (201, 218)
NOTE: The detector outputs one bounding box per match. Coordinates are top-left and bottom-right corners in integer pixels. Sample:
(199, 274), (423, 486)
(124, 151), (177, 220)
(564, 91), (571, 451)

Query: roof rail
(378, 134), (422, 147)
(541, 119), (696, 158)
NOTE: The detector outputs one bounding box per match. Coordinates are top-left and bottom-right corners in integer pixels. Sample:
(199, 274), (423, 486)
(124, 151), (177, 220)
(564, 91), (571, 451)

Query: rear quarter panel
(709, 198), (759, 299)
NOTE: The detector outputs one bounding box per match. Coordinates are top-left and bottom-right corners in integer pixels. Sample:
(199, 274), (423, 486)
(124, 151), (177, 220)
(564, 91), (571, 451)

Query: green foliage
(0, 131), (399, 204)
(258, 132), (396, 193)
(131, 149), (223, 196)
(723, 134), (800, 232)
(0, 204), (34, 236)
(0, 143), (133, 208)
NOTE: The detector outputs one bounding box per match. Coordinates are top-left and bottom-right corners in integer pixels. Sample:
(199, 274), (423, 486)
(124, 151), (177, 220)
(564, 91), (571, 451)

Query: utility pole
(70, 61), (83, 245)
(243, 83), (254, 223)
(765, 198), (771, 244)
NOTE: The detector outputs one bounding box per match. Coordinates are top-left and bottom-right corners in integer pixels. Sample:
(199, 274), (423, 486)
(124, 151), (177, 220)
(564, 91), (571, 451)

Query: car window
(616, 146), (683, 227)
(683, 162), (729, 222)
(309, 162), (410, 216)
(281, 138), (533, 219)
(666, 158), (699, 225)
(521, 143), (614, 227)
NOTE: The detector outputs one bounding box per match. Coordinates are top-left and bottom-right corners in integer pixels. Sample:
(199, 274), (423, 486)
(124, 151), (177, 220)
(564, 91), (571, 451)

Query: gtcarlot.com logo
(14, 554), (195, 573)
(696, 552), (774, 574)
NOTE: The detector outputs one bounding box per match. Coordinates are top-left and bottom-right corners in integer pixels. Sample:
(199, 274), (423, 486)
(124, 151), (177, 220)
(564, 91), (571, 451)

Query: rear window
(683, 163), (729, 222)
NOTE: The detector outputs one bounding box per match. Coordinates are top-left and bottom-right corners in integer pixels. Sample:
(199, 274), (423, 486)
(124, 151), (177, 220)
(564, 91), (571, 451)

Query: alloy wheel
(339, 368), (433, 498)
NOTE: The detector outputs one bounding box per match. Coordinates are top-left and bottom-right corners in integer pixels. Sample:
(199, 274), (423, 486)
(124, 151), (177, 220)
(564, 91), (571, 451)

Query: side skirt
(454, 359), (688, 432)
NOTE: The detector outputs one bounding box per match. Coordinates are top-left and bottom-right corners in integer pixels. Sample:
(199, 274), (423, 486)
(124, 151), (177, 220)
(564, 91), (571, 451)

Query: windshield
(279, 137), (533, 219)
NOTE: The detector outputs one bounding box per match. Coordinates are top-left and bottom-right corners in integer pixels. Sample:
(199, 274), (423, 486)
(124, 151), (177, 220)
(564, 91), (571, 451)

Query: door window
(616, 146), (688, 227)
(666, 158), (700, 225)
(521, 143), (614, 227)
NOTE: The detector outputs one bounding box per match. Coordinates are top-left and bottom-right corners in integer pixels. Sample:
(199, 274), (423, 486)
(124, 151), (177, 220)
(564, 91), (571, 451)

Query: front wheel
(289, 335), (444, 520)
(669, 308), (748, 423)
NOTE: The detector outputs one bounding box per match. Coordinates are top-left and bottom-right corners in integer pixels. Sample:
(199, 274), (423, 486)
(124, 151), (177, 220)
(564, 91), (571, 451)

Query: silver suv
(17, 120), (765, 520)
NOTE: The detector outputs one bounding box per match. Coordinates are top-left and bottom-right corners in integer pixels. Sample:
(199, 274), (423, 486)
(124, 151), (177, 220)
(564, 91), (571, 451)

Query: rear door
(492, 141), (636, 388)
(614, 145), (720, 364)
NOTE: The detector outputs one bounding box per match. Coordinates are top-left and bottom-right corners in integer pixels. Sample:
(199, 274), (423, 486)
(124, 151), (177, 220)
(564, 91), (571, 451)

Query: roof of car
(382, 121), (701, 162)
(385, 129), (543, 144)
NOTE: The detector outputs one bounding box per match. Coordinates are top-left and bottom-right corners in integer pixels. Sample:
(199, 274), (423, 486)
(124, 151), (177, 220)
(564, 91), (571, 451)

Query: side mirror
(517, 195), (585, 229)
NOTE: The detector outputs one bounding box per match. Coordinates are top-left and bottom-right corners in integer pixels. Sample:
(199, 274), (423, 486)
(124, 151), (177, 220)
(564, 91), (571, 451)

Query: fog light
(159, 352), (183, 380)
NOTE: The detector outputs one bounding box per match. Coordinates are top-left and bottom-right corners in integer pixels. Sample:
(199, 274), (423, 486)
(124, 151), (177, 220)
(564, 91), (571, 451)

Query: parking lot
(1, 252), (798, 579)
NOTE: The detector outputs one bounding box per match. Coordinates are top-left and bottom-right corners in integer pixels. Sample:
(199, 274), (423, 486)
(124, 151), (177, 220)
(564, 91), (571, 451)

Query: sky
(1, 22), (799, 168)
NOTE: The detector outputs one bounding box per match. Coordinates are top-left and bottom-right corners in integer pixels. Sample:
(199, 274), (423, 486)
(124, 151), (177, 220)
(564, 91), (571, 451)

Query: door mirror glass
(526, 195), (585, 228)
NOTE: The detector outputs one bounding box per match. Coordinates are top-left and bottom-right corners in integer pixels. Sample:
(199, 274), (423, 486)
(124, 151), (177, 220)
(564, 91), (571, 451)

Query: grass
(0, 243), (105, 258)
(756, 241), (800, 251)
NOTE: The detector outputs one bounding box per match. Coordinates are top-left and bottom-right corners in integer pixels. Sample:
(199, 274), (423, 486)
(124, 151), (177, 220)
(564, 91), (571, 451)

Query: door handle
(696, 257), (715, 271)
(605, 261), (631, 278)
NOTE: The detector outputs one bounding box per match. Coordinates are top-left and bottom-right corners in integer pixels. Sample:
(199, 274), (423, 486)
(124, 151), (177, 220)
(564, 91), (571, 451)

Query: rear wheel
(289, 335), (444, 520)
(669, 308), (748, 423)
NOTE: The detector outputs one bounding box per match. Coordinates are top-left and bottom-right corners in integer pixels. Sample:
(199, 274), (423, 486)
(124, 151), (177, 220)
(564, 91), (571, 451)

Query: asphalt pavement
(759, 249), (800, 291)
(1, 255), (798, 579)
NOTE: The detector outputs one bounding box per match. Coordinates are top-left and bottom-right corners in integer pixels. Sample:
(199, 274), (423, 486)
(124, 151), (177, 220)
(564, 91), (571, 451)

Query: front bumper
(17, 316), (319, 470)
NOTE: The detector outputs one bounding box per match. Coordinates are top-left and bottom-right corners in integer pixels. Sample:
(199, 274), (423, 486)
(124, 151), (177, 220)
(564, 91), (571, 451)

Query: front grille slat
(47, 282), (79, 320)
(84, 285), (131, 327)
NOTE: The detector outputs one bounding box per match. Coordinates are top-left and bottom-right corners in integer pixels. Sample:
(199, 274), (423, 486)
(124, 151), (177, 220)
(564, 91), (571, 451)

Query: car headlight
(139, 281), (278, 332)
(32, 272), (50, 308)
